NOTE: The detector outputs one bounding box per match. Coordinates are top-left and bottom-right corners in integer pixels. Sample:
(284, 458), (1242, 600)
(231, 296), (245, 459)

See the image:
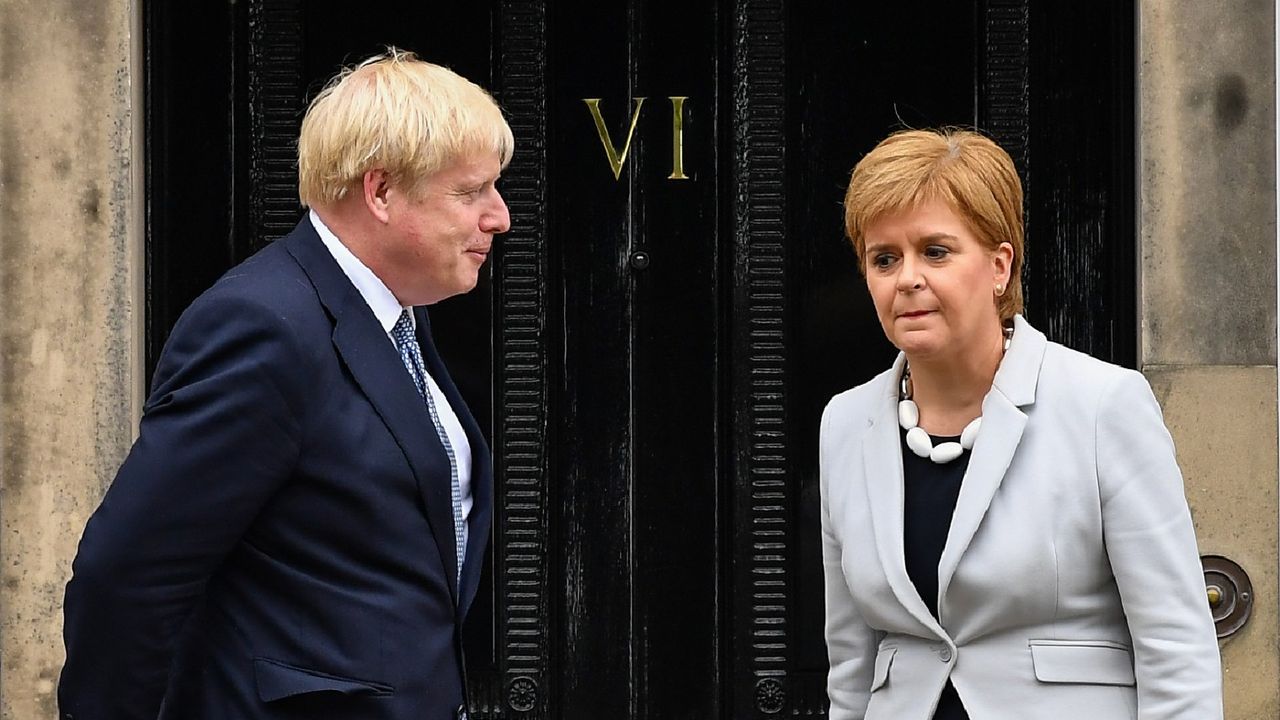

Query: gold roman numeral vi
(583, 96), (691, 181)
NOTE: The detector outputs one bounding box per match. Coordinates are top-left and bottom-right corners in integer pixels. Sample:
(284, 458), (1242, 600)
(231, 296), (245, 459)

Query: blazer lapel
(937, 315), (1046, 608)
(282, 223), (462, 603)
(413, 307), (493, 617)
(863, 354), (948, 639)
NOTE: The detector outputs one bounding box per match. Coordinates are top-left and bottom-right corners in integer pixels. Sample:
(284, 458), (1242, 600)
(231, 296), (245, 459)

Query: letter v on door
(584, 97), (647, 180)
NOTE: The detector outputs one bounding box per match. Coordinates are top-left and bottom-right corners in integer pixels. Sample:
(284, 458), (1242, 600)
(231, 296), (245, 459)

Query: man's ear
(362, 169), (392, 223)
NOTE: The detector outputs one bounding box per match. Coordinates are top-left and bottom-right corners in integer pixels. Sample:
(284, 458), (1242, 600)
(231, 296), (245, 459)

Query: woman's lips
(899, 310), (933, 319)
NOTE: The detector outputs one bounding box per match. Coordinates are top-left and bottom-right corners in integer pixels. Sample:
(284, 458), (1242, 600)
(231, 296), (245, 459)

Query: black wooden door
(145, 1), (1133, 717)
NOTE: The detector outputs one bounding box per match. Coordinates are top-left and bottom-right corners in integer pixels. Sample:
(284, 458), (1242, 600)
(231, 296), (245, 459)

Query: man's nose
(482, 190), (511, 234)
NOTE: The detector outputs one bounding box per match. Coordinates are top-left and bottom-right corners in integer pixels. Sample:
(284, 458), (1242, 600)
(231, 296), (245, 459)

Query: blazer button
(939, 646), (953, 662)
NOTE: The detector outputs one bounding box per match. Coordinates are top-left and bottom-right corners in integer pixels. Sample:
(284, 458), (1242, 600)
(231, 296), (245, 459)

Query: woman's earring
(995, 283), (1005, 296)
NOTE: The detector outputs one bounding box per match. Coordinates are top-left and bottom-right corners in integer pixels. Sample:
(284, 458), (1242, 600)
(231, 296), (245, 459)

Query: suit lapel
(414, 307), (493, 616)
(935, 388), (1026, 603)
(863, 355), (948, 638)
(282, 223), (462, 604)
(936, 315), (1046, 608)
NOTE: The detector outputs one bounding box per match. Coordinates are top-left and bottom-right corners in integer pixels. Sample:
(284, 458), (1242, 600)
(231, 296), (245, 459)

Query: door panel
(550, 3), (639, 713)
(549, 3), (722, 716)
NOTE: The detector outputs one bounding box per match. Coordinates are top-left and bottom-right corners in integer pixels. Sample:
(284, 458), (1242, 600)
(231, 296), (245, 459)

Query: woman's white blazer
(820, 315), (1222, 720)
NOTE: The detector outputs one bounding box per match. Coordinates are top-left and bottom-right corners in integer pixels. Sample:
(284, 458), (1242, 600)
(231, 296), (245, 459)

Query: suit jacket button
(939, 646), (953, 662)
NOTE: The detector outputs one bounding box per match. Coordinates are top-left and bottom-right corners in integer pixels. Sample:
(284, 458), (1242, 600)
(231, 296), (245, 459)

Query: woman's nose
(895, 256), (922, 292)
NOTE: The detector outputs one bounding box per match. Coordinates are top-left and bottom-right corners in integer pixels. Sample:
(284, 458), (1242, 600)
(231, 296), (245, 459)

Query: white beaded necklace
(897, 328), (1012, 465)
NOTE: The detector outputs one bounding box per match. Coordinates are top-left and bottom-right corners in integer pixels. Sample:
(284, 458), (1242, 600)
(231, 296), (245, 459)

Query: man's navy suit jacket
(59, 219), (492, 720)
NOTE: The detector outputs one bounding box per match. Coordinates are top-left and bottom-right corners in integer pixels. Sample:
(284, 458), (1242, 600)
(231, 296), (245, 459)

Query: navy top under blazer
(901, 434), (970, 720)
(59, 219), (492, 720)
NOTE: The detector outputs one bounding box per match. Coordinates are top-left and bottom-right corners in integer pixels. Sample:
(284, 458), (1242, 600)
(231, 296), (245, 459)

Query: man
(59, 49), (511, 720)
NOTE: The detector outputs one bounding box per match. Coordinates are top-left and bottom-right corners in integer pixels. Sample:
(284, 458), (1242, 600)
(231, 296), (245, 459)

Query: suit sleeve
(1096, 370), (1223, 719)
(59, 291), (310, 720)
(820, 401), (880, 720)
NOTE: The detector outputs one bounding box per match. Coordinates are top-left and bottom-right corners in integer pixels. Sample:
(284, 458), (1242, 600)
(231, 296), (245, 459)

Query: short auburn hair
(844, 128), (1025, 320)
(298, 48), (514, 207)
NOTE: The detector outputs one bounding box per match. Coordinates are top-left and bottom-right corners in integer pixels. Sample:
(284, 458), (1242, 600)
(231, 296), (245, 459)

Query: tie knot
(392, 309), (415, 344)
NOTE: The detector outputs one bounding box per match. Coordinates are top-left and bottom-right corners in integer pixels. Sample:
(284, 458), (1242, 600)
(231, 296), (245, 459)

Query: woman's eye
(924, 245), (950, 260)
(871, 254), (896, 269)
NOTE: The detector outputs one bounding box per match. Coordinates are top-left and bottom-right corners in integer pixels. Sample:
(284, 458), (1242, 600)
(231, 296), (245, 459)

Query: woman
(820, 128), (1222, 720)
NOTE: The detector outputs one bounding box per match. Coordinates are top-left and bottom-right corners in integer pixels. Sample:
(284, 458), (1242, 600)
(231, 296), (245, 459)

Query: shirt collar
(309, 209), (410, 334)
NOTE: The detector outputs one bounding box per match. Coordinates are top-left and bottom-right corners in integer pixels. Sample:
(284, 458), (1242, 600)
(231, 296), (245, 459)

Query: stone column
(0, 1), (143, 717)
(1140, 1), (1278, 717)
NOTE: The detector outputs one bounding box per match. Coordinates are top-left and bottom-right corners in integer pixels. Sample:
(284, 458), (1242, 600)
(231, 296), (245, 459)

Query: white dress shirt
(310, 211), (474, 536)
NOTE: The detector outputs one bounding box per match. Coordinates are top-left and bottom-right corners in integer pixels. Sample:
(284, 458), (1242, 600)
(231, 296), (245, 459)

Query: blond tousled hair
(844, 128), (1025, 320)
(298, 48), (514, 206)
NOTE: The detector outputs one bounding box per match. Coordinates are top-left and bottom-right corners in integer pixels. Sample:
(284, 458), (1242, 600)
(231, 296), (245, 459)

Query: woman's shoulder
(1040, 338), (1145, 391)
(1035, 338), (1157, 423)
(1007, 315), (1132, 390)
(823, 363), (898, 426)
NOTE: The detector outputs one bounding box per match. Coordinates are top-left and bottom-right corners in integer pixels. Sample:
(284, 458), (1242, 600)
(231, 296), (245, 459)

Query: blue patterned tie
(391, 310), (466, 590)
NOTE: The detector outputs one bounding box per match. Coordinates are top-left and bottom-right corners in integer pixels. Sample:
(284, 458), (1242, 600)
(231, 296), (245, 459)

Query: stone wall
(1140, 0), (1279, 716)
(0, 1), (144, 717)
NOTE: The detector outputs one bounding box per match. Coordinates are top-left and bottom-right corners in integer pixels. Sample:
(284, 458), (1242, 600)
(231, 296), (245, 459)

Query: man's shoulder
(151, 232), (333, 395)
(159, 233), (334, 373)
(194, 229), (323, 319)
